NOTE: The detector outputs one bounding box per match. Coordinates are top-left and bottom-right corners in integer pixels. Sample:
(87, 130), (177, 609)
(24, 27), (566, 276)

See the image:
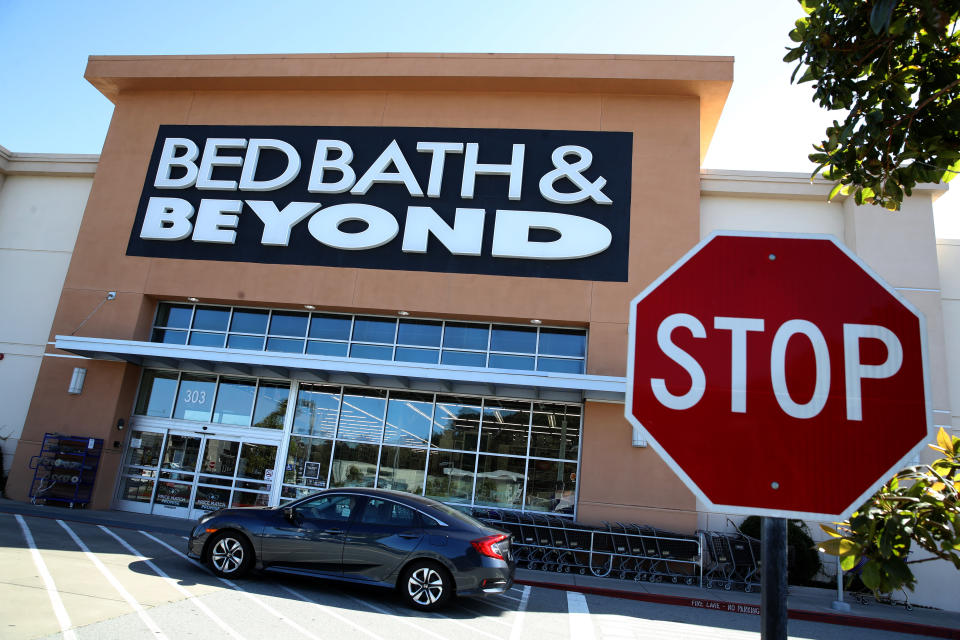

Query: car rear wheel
(208, 531), (254, 578)
(400, 561), (452, 611)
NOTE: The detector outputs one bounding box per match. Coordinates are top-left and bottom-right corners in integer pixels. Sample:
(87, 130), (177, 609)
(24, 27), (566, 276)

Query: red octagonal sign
(626, 232), (933, 520)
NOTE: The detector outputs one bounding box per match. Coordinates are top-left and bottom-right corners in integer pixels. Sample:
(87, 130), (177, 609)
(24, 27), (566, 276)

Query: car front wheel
(400, 561), (452, 610)
(207, 531), (254, 578)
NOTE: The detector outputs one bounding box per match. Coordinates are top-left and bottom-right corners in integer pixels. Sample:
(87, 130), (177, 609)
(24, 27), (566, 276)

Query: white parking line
(508, 585), (530, 640)
(15, 515), (77, 640)
(275, 583), (386, 640)
(567, 591), (595, 640)
(97, 525), (246, 640)
(499, 593), (522, 602)
(427, 610), (505, 640)
(57, 520), (169, 640)
(140, 530), (324, 640)
(339, 592), (451, 640)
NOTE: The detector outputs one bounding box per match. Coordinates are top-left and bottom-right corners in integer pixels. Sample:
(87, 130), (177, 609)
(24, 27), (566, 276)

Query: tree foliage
(818, 428), (960, 595)
(785, 0), (960, 209)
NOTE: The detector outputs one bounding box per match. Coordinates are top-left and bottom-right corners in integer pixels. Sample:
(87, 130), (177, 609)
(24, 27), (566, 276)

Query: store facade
(4, 54), (952, 557)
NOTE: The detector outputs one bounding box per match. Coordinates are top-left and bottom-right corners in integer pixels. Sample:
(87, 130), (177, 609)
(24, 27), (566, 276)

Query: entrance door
(117, 428), (279, 520)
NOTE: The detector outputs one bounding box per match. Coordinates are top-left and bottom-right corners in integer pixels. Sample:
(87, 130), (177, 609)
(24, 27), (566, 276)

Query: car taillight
(471, 534), (509, 560)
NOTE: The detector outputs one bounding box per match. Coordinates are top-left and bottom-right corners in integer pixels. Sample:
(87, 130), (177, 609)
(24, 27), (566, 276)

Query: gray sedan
(187, 487), (515, 610)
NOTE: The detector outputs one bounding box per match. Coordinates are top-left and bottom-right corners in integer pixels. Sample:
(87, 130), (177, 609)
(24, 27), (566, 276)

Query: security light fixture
(397, 311), (410, 316)
(530, 319), (542, 325)
(187, 297), (199, 302)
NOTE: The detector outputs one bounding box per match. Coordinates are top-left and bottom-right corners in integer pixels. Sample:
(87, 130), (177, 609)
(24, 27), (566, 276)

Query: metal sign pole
(761, 516), (788, 640)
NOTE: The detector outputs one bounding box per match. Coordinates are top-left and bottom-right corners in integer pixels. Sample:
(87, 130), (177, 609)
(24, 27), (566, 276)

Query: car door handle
(399, 533), (420, 539)
(322, 528), (344, 535)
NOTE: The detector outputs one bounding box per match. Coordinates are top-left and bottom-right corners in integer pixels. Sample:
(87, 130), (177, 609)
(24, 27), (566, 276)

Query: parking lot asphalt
(1, 498), (958, 639)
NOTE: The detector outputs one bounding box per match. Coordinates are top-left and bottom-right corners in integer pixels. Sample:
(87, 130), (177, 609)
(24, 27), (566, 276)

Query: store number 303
(183, 390), (207, 405)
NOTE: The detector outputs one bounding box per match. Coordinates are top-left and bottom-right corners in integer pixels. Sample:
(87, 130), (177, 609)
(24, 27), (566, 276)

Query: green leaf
(840, 554), (857, 571)
(869, 0), (896, 34)
(820, 524), (842, 538)
(828, 182), (844, 201)
(861, 560), (882, 590)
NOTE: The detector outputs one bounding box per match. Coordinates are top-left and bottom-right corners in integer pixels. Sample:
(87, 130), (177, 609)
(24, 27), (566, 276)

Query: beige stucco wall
(0, 167), (94, 476)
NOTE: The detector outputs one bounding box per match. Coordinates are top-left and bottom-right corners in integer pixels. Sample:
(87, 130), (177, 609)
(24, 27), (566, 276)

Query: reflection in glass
(270, 311), (308, 337)
(232, 491), (270, 508)
(212, 377), (256, 426)
(529, 403), (581, 460)
(383, 392), (433, 446)
(160, 435), (201, 472)
(474, 455), (527, 508)
(352, 317), (396, 343)
(377, 446), (427, 493)
(284, 437), (332, 487)
(173, 374), (217, 421)
(350, 344), (392, 360)
(525, 460), (577, 513)
(189, 332), (226, 347)
(488, 354), (535, 371)
(135, 371), (179, 417)
(425, 450), (475, 504)
(151, 329), (188, 344)
(478, 400), (530, 456)
(266, 337), (304, 353)
(538, 329), (586, 357)
(309, 314), (352, 340)
(441, 350), (487, 367)
(330, 441), (378, 487)
(124, 430), (165, 467)
(193, 306), (230, 331)
(395, 347), (439, 364)
(536, 357), (584, 374)
(431, 396), (481, 451)
(337, 388), (386, 443)
(230, 309), (269, 334)
(227, 334), (265, 350)
(397, 319), (442, 346)
(306, 340), (349, 356)
(293, 384), (340, 438)
(443, 322), (488, 350)
(490, 326), (536, 353)
(155, 303), (193, 328)
(120, 476), (155, 503)
(236, 443), (278, 480)
(201, 439), (239, 477)
(252, 381), (289, 429)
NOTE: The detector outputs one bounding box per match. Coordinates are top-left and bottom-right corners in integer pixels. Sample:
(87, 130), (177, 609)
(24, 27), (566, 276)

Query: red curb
(515, 579), (960, 639)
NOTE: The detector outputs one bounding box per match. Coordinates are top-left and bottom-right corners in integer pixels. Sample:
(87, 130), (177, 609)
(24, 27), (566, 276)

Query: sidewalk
(2, 498), (958, 638)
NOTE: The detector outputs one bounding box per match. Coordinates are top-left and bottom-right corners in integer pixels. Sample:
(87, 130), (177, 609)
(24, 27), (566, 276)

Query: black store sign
(127, 125), (633, 281)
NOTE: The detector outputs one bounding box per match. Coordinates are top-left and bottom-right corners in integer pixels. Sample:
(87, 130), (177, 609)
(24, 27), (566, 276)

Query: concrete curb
(516, 579), (960, 639)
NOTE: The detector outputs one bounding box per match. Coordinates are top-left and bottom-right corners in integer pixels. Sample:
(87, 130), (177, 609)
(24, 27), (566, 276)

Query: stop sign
(626, 232), (932, 520)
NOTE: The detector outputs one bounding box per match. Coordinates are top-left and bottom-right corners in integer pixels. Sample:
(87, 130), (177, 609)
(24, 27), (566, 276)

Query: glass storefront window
(173, 374), (217, 421)
(135, 371), (179, 418)
(237, 443), (278, 481)
(383, 392), (433, 447)
(479, 399), (530, 456)
(194, 485), (230, 512)
(431, 396), (481, 451)
(230, 309), (269, 334)
(330, 441), (378, 488)
(120, 476), (155, 503)
(161, 435), (201, 473)
(293, 384), (340, 438)
(253, 381), (290, 429)
(525, 460), (578, 514)
(284, 436), (333, 487)
(151, 303), (586, 373)
(474, 455), (527, 509)
(337, 387), (386, 443)
(212, 377), (256, 426)
(124, 431), (165, 467)
(202, 439), (239, 477)
(425, 450), (475, 504)
(529, 403), (581, 460)
(154, 481), (191, 508)
(377, 446), (427, 494)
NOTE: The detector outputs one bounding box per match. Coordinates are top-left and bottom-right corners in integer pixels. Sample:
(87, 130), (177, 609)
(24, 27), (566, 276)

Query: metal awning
(55, 335), (626, 403)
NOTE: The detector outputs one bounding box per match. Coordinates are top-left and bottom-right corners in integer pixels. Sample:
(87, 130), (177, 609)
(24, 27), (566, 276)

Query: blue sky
(1, 0), (955, 231)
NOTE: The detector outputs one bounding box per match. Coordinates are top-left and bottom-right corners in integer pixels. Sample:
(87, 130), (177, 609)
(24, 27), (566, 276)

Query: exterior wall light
(116, 418), (125, 431)
(397, 311), (410, 316)
(68, 367), (86, 394)
(187, 297), (199, 303)
(304, 305), (316, 310)
(530, 319), (542, 325)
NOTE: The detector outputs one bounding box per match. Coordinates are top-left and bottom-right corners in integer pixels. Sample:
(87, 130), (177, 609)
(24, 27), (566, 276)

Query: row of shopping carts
(472, 509), (762, 592)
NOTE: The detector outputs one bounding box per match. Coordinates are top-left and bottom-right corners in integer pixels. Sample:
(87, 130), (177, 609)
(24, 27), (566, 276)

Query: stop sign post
(626, 231), (932, 521)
